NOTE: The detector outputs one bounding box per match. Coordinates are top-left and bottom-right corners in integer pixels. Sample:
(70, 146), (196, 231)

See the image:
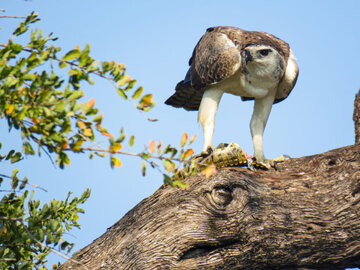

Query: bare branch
(0, 15), (26, 19)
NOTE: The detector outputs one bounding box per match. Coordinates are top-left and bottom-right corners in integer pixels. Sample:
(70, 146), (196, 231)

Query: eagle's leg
(250, 91), (276, 165)
(198, 87), (224, 154)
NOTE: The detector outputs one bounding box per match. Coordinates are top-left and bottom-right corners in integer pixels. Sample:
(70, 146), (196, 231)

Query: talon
(251, 155), (290, 170)
(205, 146), (213, 155)
(251, 159), (271, 170)
(190, 146), (214, 164)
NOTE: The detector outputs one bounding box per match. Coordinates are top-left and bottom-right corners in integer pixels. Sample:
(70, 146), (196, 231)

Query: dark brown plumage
(165, 26), (296, 111)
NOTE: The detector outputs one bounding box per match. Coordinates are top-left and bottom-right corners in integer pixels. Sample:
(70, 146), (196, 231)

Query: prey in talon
(165, 26), (298, 167)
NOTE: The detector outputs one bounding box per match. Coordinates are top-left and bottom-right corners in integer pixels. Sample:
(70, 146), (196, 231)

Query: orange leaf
(189, 134), (197, 144)
(201, 163), (217, 178)
(30, 118), (40, 124)
(183, 148), (194, 159)
(180, 132), (188, 147)
(101, 131), (113, 138)
(88, 98), (95, 107)
(163, 159), (175, 173)
(62, 140), (69, 149)
(142, 94), (153, 103)
(77, 120), (86, 129)
(6, 104), (14, 114)
(149, 140), (156, 153)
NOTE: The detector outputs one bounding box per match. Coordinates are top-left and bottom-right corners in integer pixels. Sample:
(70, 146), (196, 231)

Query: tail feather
(165, 80), (204, 111)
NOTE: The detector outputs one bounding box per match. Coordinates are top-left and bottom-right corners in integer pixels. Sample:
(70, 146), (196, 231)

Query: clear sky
(1, 0), (360, 267)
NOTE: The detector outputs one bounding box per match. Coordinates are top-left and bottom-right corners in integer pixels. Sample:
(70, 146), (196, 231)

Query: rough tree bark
(354, 89), (360, 144)
(59, 92), (360, 270)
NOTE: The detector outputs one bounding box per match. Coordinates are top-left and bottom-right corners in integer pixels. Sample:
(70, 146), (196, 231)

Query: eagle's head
(243, 45), (285, 85)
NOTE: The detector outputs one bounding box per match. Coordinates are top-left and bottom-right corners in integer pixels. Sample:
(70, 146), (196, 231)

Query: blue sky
(1, 0), (360, 267)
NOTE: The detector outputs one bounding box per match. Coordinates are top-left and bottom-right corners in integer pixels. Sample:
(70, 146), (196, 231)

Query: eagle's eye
(259, 49), (271, 56)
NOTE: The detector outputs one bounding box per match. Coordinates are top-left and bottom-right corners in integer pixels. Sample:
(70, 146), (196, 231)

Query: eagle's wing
(274, 49), (299, 103)
(165, 27), (244, 111)
(189, 26), (244, 90)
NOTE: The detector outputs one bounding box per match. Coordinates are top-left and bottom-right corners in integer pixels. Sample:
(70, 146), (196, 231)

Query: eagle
(165, 26), (299, 166)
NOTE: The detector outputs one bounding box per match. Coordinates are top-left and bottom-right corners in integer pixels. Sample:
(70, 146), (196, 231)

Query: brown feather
(165, 26), (294, 111)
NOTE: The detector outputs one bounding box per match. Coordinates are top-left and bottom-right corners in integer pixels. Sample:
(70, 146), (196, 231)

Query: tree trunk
(59, 143), (360, 270)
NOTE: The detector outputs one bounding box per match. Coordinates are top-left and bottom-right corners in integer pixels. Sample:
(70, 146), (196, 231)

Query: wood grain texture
(59, 144), (360, 270)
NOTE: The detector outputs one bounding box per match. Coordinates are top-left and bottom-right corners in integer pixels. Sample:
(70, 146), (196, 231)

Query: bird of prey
(165, 26), (299, 166)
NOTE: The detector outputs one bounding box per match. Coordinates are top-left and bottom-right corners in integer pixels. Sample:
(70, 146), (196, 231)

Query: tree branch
(354, 89), (360, 144)
(59, 144), (360, 270)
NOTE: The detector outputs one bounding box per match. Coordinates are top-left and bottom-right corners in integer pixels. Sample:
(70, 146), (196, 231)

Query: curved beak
(245, 48), (253, 64)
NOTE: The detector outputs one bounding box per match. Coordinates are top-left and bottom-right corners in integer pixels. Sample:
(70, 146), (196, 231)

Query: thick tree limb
(59, 144), (360, 270)
(354, 89), (360, 144)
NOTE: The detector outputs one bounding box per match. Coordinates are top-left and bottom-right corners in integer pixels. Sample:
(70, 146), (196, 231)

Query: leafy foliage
(0, 187), (90, 270)
(0, 12), (196, 268)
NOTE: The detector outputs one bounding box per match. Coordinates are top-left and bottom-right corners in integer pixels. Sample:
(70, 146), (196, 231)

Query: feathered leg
(198, 88), (223, 152)
(250, 92), (276, 163)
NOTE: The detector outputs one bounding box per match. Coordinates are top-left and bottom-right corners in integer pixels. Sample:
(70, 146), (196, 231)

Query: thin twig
(78, 147), (181, 162)
(0, 173), (48, 192)
(0, 258), (17, 262)
(40, 144), (57, 168)
(0, 189), (25, 194)
(0, 216), (23, 221)
(19, 220), (89, 269)
(0, 15), (26, 19)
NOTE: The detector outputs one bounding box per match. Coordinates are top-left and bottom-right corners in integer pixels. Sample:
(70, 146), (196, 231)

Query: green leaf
(147, 118), (159, 122)
(19, 177), (28, 190)
(67, 90), (84, 100)
(117, 88), (127, 100)
(22, 73), (37, 81)
(62, 49), (81, 61)
(163, 174), (172, 185)
(125, 80), (137, 91)
(5, 150), (15, 160)
(129, 135), (135, 147)
(11, 152), (22, 163)
(10, 42), (23, 53)
(141, 161), (146, 176)
(132, 86), (143, 99)
(59, 61), (67, 68)
(11, 169), (19, 189)
(163, 174), (188, 189)
(171, 180), (189, 189)
(23, 142), (35, 155)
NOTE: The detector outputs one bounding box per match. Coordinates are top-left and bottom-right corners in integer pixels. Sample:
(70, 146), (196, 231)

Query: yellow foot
(252, 155), (291, 170)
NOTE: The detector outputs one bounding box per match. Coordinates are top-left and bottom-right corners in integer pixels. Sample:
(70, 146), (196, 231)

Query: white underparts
(198, 88), (224, 152)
